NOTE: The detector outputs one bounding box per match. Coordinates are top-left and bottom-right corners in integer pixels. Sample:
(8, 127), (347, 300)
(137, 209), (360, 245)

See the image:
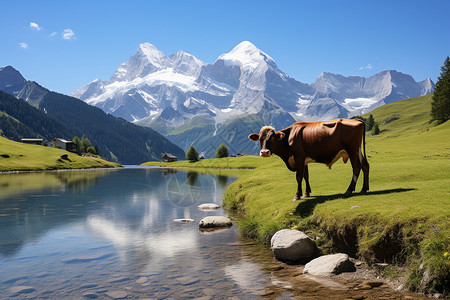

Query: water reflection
(0, 168), (264, 298)
(0, 170), (109, 200)
(216, 174), (229, 188)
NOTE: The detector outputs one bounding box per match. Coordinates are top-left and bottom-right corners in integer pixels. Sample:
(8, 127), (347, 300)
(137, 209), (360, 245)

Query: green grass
(142, 94), (449, 295)
(0, 136), (121, 172)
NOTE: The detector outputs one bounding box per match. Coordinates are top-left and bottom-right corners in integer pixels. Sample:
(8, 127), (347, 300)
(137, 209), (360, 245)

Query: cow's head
(248, 126), (285, 157)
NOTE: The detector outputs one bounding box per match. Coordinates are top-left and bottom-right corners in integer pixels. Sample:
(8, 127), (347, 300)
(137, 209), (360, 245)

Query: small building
(47, 138), (76, 152)
(161, 153), (178, 162)
(21, 138), (44, 145)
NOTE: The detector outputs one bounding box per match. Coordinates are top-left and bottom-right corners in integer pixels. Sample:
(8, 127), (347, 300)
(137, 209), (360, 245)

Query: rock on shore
(303, 253), (356, 276)
(270, 229), (316, 263)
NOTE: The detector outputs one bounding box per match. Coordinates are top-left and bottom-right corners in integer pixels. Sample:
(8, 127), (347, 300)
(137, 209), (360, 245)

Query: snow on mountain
(71, 41), (435, 155)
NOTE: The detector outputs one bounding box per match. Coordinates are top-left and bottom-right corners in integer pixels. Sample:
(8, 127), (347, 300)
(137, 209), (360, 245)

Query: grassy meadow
(0, 136), (121, 172)
(143, 94), (449, 295)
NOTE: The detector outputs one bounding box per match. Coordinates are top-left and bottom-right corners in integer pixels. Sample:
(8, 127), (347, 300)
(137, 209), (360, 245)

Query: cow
(248, 118), (369, 200)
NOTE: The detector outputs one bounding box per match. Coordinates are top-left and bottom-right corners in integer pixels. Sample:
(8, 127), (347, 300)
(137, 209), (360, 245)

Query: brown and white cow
(248, 118), (369, 200)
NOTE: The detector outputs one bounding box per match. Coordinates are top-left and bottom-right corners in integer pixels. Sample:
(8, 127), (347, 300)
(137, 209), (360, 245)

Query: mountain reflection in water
(0, 168), (273, 299)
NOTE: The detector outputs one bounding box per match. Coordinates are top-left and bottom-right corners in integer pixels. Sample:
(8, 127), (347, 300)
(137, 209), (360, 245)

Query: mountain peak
(137, 43), (165, 61)
(0, 65), (26, 89)
(217, 41), (275, 71)
(231, 41), (260, 53)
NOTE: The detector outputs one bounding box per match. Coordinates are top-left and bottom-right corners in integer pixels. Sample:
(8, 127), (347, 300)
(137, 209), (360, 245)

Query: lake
(0, 167), (421, 299)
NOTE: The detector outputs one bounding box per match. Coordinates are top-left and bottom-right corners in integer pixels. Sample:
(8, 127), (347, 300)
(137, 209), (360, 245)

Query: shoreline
(0, 165), (123, 175)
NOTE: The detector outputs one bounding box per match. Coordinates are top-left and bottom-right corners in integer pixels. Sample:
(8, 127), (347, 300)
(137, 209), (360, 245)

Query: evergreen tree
(82, 136), (92, 153)
(186, 145), (199, 162)
(366, 114), (375, 131)
(73, 136), (82, 154)
(431, 56), (450, 124)
(215, 144), (229, 158)
(372, 123), (380, 135)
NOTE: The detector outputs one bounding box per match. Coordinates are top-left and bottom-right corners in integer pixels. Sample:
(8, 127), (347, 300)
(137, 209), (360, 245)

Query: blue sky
(1, 0), (449, 95)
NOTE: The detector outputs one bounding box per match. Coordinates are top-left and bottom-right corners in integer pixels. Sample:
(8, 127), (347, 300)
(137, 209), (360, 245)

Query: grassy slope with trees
(142, 94), (449, 295)
(0, 136), (121, 171)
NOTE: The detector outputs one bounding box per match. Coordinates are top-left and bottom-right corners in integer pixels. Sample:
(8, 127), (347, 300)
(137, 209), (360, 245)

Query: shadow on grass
(294, 188), (416, 218)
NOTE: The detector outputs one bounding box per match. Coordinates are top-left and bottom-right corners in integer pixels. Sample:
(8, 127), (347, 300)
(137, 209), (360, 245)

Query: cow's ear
(248, 133), (259, 141)
(275, 131), (285, 140)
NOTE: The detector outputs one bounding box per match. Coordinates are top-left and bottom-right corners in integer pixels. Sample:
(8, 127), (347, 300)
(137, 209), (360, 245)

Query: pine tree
(82, 136), (92, 153)
(372, 123), (380, 135)
(366, 114), (375, 131)
(186, 145), (199, 162)
(431, 56), (450, 124)
(73, 136), (82, 154)
(215, 144), (229, 158)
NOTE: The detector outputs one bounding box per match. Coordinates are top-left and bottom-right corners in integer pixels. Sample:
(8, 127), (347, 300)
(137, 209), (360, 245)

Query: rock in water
(173, 218), (195, 223)
(303, 253), (356, 276)
(198, 203), (220, 210)
(270, 229), (316, 263)
(198, 216), (232, 228)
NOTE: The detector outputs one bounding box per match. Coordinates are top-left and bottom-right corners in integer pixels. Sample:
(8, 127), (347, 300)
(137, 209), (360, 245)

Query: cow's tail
(361, 119), (367, 159)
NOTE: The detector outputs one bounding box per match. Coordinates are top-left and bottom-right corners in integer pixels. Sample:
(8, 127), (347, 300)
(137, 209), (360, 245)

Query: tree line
(351, 114), (380, 135)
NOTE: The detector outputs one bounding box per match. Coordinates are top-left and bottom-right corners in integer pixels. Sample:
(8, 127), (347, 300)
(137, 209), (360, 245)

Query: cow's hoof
(360, 189), (368, 195)
(301, 193), (310, 199)
(292, 196), (299, 201)
(343, 191), (352, 198)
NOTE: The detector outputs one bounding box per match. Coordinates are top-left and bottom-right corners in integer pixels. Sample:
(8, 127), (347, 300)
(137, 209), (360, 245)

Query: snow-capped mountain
(72, 41), (434, 156)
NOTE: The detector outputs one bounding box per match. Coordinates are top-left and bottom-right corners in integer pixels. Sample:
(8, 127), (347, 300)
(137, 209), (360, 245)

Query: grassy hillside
(0, 136), (121, 171)
(143, 94), (449, 295)
(223, 94), (449, 295)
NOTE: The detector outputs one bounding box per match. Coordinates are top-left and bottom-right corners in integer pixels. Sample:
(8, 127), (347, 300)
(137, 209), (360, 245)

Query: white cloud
(62, 28), (76, 40)
(359, 63), (373, 70)
(18, 42), (28, 49)
(49, 32), (58, 37)
(30, 22), (41, 31)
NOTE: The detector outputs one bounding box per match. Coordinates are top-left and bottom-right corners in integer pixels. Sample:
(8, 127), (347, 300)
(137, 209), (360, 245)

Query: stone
(9, 286), (36, 294)
(303, 253), (356, 276)
(270, 229), (316, 263)
(173, 218), (195, 223)
(198, 203), (220, 210)
(198, 216), (232, 228)
(105, 290), (128, 299)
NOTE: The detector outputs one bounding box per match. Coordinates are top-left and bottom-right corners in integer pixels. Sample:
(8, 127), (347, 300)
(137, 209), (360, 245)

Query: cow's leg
(344, 151), (362, 197)
(360, 155), (370, 194)
(303, 165), (311, 198)
(293, 165), (305, 201)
